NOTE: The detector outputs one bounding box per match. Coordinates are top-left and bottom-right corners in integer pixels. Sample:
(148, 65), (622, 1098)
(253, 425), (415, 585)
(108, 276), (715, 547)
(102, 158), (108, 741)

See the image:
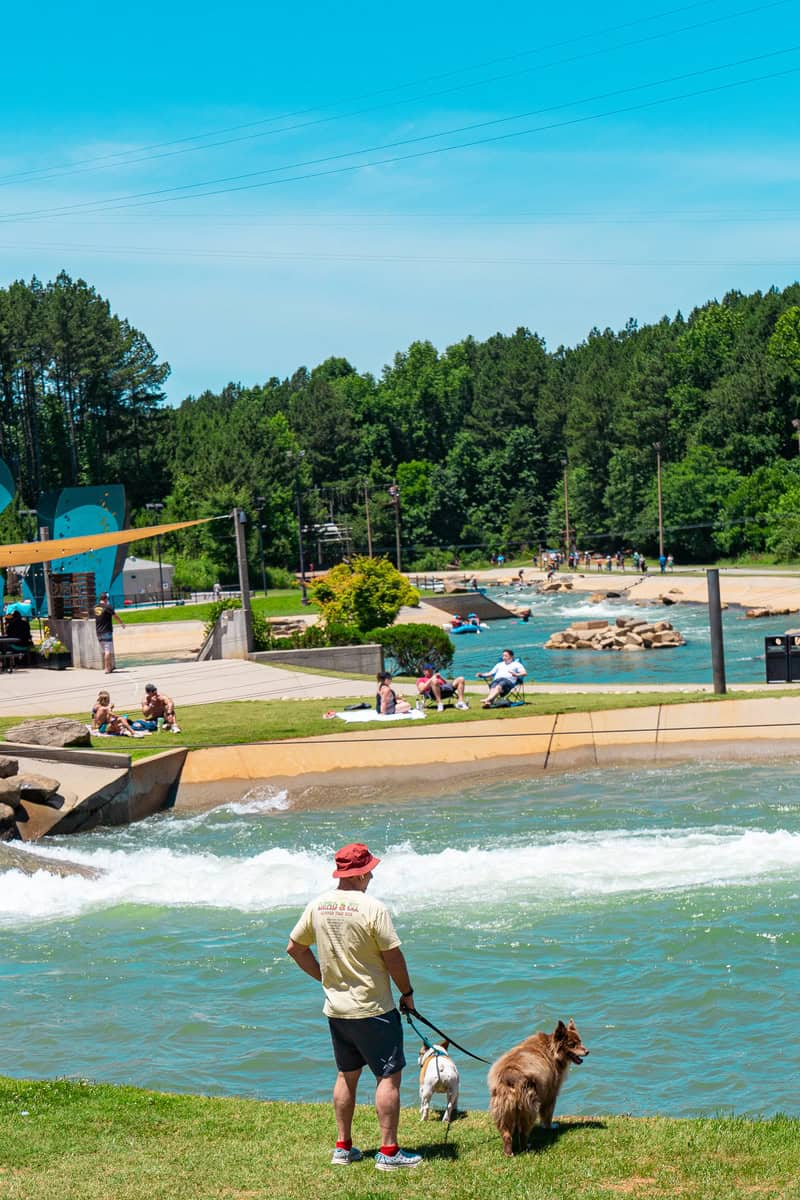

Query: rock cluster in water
(544, 617), (685, 652)
(745, 606), (798, 619)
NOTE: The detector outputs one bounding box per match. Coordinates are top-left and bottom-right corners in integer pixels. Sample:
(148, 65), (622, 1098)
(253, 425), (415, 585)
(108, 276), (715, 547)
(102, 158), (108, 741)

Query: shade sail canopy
(0, 517), (216, 570)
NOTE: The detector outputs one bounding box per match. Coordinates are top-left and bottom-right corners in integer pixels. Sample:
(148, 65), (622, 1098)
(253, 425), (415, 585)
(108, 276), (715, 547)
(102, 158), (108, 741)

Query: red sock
(336, 1139), (352, 1151)
(380, 1145), (399, 1157)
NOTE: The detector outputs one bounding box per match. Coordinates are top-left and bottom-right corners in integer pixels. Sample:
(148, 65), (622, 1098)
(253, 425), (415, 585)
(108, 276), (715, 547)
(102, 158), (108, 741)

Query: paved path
(0, 659), (380, 718)
(0, 656), (789, 718)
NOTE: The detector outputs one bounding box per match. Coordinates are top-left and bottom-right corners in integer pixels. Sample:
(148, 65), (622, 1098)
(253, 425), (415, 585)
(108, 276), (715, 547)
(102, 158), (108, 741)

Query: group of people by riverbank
(90, 682), (180, 737)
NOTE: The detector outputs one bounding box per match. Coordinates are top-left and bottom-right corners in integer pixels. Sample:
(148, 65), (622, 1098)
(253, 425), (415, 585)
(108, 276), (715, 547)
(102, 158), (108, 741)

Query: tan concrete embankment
(427, 567), (800, 611)
(175, 695), (800, 811)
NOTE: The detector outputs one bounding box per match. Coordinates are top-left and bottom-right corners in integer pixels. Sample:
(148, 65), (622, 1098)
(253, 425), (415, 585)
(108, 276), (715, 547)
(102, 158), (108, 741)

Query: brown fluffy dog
(487, 1019), (589, 1156)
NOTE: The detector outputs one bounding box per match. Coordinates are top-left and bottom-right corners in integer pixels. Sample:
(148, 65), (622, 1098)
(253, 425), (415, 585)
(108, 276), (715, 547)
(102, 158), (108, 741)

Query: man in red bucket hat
(287, 843), (422, 1172)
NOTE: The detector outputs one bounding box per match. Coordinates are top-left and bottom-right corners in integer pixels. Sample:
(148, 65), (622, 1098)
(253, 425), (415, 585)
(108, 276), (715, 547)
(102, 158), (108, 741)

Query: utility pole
(145, 501), (165, 605)
(561, 459), (571, 558)
(364, 481), (373, 556)
(256, 495), (267, 595)
(388, 483), (401, 571)
(233, 507), (254, 652)
(287, 451), (309, 604)
(653, 442), (665, 559)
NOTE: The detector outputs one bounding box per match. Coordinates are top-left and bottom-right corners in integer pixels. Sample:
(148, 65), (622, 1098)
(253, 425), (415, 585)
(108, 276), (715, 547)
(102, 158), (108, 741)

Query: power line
(0, 0), (738, 187)
(2, 46), (798, 224)
(0, 0), (788, 191)
(2, 240), (798, 269)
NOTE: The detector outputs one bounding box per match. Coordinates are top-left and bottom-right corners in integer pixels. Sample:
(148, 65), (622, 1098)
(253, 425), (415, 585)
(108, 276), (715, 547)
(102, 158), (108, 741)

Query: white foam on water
(558, 602), (645, 620)
(3, 827), (799, 926)
(224, 786), (291, 815)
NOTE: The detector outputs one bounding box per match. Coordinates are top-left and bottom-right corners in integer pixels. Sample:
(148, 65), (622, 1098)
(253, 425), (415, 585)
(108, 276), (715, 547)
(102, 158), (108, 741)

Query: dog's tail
(488, 1066), (538, 1131)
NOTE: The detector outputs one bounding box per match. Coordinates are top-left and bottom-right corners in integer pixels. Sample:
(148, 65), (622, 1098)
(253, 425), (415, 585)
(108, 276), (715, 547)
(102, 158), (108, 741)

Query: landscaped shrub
(366, 623), (454, 676)
(265, 566), (295, 589)
(311, 556), (419, 632)
(323, 622), (365, 647)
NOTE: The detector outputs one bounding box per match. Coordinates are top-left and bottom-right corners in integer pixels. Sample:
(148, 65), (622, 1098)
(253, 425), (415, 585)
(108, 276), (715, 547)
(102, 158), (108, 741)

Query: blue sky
(2, 0), (799, 402)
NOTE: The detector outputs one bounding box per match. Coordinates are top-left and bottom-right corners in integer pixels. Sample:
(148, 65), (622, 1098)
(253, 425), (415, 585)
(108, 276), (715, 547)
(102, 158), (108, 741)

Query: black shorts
(328, 1008), (406, 1078)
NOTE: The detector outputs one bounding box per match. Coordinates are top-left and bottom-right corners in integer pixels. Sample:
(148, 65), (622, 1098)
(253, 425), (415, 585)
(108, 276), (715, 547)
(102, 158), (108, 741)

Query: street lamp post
(388, 483), (401, 571)
(653, 442), (665, 559)
(145, 502), (165, 606)
(18, 508), (45, 616)
(363, 480), (373, 557)
(561, 459), (571, 560)
(287, 452), (309, 604)
(256, 495), (267, 596)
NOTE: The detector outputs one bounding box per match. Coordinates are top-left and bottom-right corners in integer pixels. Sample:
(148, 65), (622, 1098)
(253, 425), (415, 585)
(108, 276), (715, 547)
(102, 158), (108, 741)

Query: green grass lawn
(0, 688), (785, 762)
(0, 1077), (796, 1200)
(118, 590), (316, 625)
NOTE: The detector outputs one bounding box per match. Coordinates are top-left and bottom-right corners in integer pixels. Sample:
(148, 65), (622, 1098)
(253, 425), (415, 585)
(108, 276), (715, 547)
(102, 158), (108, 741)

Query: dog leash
(404, 1008), (491, 1065)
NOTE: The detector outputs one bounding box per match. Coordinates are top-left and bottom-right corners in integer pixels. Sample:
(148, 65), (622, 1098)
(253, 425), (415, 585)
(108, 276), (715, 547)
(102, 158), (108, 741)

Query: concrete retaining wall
(177, 695), (800, 795)
(250, 643), (384, 674)
(199, 608), (251, 660)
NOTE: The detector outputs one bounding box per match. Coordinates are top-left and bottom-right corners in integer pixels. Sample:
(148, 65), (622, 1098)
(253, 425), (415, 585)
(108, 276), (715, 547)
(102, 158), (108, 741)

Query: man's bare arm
(380, 946), (415, 1009)
(286, 937), (322, 982)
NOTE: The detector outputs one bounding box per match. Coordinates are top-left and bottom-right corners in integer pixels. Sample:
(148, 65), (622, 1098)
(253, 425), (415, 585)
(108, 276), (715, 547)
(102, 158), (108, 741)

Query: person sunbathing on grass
(141, 682), (181, 731)
(91, 691), (136, 737)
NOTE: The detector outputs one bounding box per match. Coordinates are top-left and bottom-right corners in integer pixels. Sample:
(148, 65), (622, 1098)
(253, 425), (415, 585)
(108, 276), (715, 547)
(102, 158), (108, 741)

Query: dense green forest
(2, 273), (800, 584)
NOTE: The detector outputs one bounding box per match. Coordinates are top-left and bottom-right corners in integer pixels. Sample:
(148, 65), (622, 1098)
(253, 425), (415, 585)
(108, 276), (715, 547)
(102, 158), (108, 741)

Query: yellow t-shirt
(290, 888), (401, 1019)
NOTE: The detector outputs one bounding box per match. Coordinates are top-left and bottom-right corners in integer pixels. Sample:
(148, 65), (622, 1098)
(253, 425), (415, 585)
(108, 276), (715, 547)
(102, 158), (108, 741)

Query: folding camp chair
(484, 678), (526, 708)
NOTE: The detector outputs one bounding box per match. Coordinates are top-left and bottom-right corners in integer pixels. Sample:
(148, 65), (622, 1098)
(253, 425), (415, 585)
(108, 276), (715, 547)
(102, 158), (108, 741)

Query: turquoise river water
(2, 762), (798, 1117)
(446, 586), (795, 685)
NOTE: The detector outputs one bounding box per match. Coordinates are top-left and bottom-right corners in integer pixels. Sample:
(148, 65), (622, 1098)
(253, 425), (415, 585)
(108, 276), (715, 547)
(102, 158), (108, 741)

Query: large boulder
(17, 775), (61, 806)
(4, 719), (91, 748)
(0, 756), (19, 779)
(0, 778), (22, 808)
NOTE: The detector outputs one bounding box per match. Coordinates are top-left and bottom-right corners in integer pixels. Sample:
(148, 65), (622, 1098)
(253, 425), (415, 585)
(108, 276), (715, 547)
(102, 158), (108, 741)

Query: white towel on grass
(334, 709), (426, 723)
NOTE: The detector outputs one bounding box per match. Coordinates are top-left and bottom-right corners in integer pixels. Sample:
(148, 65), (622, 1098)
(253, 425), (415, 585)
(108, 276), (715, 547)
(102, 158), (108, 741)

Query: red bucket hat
(332, 842), (381, 878)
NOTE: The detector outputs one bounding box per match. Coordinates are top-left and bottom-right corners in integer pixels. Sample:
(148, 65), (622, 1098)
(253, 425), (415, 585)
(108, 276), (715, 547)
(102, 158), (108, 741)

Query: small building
(121, 555), (174, 604)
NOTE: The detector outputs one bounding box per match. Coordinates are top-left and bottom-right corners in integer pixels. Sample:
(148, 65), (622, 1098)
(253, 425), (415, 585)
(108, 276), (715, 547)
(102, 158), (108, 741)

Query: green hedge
(367, 623), (454, 675)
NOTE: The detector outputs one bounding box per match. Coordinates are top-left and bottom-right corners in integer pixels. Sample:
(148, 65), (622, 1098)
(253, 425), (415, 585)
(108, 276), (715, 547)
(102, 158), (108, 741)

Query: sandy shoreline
(417, 566), (800, 612)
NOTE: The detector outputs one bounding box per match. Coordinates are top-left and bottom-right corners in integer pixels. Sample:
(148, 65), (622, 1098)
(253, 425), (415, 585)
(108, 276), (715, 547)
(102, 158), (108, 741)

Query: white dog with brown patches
(418, 1040), (460, 1122)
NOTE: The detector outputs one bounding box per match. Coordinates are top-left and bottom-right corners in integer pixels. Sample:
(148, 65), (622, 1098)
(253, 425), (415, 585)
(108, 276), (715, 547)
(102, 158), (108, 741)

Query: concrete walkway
(0, 659), (382, 718)
(0, 656), (793, 718)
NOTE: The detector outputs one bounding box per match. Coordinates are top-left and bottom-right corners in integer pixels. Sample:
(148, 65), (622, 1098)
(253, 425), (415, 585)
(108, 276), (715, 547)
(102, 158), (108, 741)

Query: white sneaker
(455, 700), (469, 710)
(436, 703), (444, 712)
(375, 1149), (422, 1171)
(331, 1146), (363, 1165)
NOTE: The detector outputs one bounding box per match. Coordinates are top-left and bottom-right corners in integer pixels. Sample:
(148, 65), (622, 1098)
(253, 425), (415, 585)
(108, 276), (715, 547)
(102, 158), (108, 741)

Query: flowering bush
(39, 631), (69, 658)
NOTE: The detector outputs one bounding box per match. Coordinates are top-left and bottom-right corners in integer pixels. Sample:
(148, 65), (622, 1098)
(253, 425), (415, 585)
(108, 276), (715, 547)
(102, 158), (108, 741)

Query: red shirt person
(415, 664), (469, 712)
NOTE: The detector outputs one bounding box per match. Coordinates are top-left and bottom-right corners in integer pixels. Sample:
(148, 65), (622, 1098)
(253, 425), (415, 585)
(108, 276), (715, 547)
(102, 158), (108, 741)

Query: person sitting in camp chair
(478, 649), (527, 707)
(416, 664), (469, 712)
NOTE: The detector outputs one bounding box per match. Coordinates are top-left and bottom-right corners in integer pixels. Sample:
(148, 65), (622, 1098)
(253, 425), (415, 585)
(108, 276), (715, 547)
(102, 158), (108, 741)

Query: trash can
(788, 635), (800, 683)
(765, 635), (789, 683)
